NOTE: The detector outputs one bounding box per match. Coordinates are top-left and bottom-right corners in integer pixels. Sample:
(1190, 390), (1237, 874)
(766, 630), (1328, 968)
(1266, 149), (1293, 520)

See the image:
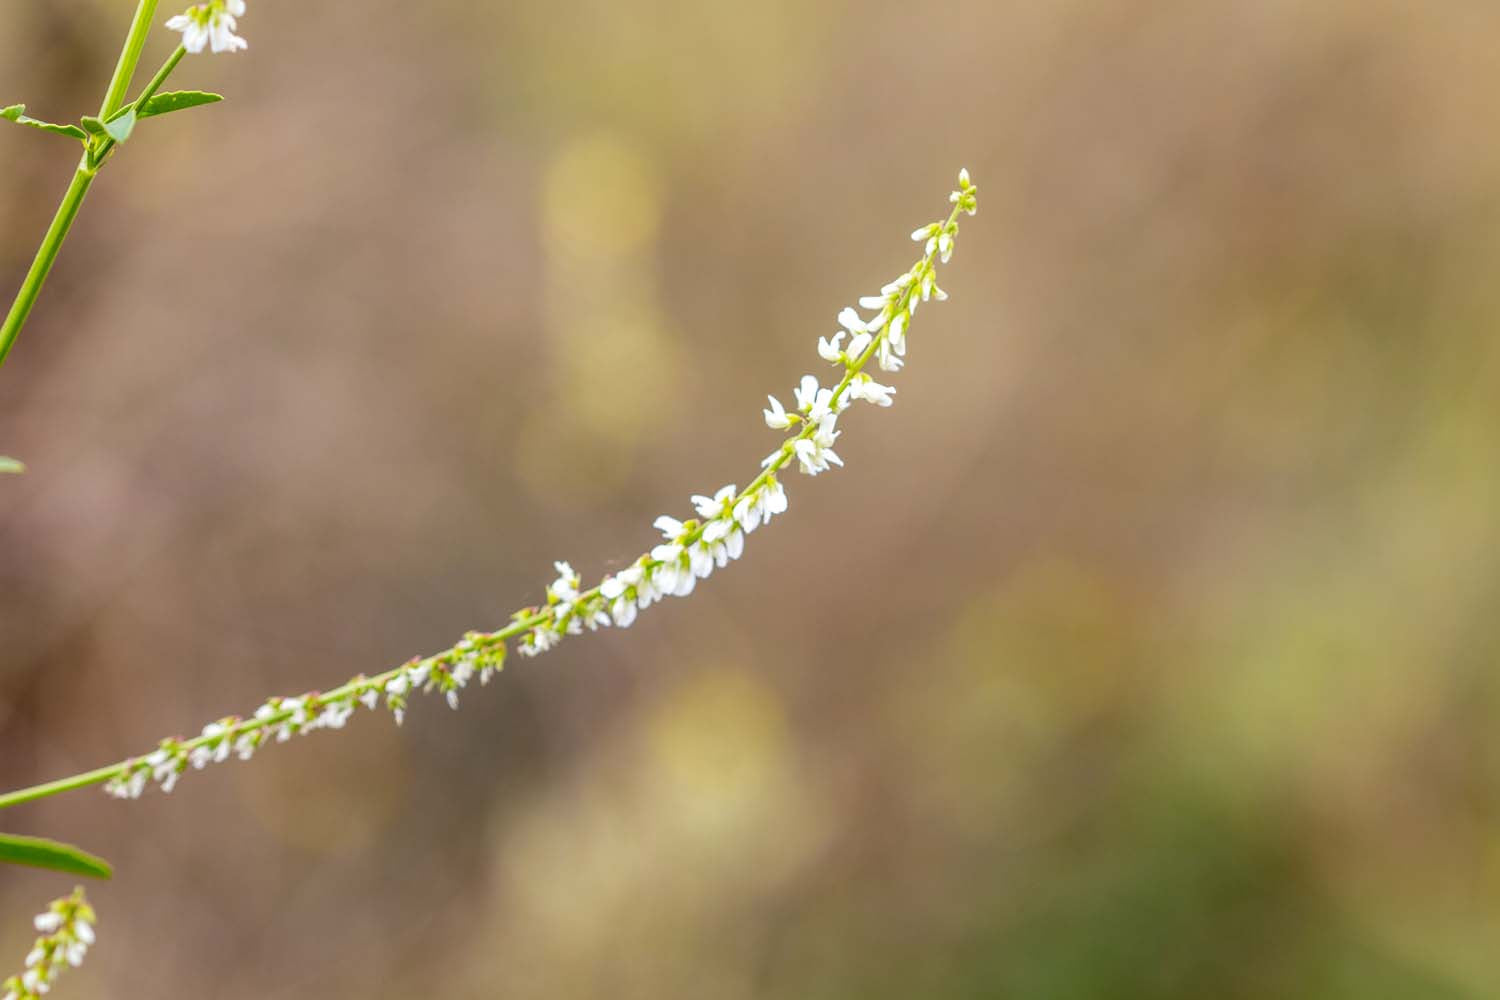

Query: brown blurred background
(3, 1), (1500, 996)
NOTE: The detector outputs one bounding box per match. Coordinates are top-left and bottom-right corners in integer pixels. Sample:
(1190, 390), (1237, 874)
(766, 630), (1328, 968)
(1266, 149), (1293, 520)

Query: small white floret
(763, 395), (795, 429)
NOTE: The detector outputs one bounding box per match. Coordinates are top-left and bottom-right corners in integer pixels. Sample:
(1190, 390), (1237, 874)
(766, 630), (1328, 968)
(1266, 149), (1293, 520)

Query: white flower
(733, 491), (765, 532)
(793, 414), (843, 475)
(808, 386), (840, 423)
(33, 914), (62, 934)
(318, 701), (354, 728)
(882, 273), (915, 297)
(763, 395), (795, 429)
(848, 374), (896, 407)
(764, 479), (788, 516)
(691, 484), (736, 518)
(652, 554), (695, 598)
(166, 1), (248, 54)
(547, 561), (580, 603)
(653, 515), (685, 540)
(610, 595), (638, 627)
(526, 627), (560, 654)
(837, 306), (868, 334)
(599, 573), (626, 601)
(793, 374), (821, 412)
(817, 332), (844, 364)
(688, 541), (715, 579)
(876, 340), (904, 372)
(889, 311), (909, 347)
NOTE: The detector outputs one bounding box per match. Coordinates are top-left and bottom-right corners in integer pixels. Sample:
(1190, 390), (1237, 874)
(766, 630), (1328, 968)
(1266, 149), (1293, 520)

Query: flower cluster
(104, 634), (508, 798)
(166, 0), (249, 54)
(513, 478), (790, 655)
(2, 889), (96, 1000)
(81, 170), (977, 803)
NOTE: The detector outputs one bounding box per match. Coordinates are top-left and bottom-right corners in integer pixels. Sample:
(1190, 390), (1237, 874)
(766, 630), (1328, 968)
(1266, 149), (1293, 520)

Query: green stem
(0, 764), (124, 810)
(0, 164), (97, 367)
(91, 45), (187, 169)
(0, 0), (160, 368)
(133, 44), (186, 114)
(98, 0), (161, 120)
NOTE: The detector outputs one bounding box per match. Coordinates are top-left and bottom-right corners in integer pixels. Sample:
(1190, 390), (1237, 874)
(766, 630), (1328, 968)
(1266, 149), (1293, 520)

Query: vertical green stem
(0, 164), (97, 367)
(98, 0), (162, 119)
(0, 0), (159, 367)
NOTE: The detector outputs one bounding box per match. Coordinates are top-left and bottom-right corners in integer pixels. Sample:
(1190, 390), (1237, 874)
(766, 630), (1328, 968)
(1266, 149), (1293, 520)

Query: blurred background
(2, 0), (1499, 996)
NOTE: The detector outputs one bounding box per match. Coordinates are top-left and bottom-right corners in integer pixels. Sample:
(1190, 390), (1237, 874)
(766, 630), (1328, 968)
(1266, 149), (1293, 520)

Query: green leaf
(139, 90), (224, 119)
(78, 116), (107, 138)
(26, 121), (88, 140)
(0, 457), (24, 474)
(103, 107), (136, 143)
(1, 103), (89, 141)
(0, 834), (112, 879)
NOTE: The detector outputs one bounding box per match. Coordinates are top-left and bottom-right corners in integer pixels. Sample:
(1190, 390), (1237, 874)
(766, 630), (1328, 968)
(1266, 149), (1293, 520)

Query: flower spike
(0, 171), (977, 807)
(2, 889), (97, 1000)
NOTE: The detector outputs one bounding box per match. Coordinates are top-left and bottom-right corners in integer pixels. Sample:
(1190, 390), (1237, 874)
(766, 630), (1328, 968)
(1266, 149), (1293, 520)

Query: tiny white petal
(837, 306), (867, 334)
(794, 374), (820, 412)
(817, 333), (844, 363)
(763, 394), (794, 429)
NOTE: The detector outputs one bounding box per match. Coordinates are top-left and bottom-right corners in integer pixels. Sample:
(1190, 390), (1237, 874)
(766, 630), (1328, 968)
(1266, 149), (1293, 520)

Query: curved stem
(0, 197), (968, 809)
